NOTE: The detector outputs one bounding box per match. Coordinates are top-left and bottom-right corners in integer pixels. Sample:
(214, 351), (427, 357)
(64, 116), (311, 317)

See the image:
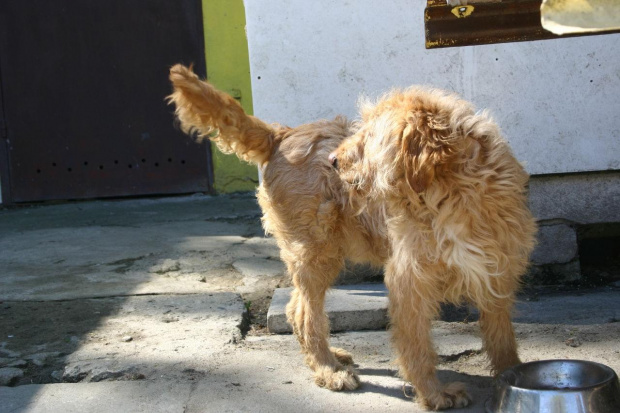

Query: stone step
(267, 284), (620, 334)
(267, 284), (388, 334)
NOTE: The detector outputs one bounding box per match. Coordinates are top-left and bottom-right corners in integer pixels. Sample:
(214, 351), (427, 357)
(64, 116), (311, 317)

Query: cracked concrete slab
(2, 194), (620, 413)
(0, 194), (280, 302)
(0, 194), (281, 393)
(58, 293), (246, 384)
(0, 223), (254, 301)
(3, 317), (620, 413)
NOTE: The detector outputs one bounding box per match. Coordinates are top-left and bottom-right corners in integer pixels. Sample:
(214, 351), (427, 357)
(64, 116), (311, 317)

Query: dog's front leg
(285, 263), (359, 391)
(478, 297), (521, 375)
(386, 261), (471, 410)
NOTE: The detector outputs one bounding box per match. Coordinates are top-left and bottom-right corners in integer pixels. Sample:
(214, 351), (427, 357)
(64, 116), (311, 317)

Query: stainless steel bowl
(486, 359), (620, 413)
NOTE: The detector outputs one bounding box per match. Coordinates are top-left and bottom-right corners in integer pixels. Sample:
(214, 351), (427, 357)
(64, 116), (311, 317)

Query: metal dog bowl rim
(499, 359), (617, 392)
(487, 359), (620, 413)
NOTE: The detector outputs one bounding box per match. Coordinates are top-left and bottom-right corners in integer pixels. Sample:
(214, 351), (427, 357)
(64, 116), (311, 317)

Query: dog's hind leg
(386, 261), (471, 410)
(478, 297), (521, 375)
(285, 258), (359, 391)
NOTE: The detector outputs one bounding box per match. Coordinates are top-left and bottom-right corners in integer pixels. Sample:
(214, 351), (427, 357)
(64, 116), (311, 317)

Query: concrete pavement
(1, 194), (619, 412)
(267, 285), (620, 333)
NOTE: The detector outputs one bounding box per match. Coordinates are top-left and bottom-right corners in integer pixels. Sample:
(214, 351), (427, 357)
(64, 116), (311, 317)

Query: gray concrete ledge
(267, 284), (389, 333)
(528, 171), (620, 224)
(268, 284), (620, 333)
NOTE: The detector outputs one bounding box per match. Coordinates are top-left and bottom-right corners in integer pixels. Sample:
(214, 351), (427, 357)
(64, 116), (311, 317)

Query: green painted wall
(202, 0), (258, 193)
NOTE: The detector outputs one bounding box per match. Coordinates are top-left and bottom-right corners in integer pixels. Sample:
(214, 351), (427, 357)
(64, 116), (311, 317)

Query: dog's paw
(330, 347), (354, 365)
(421, 382), (471, 410)
(314, 365), (360, 391)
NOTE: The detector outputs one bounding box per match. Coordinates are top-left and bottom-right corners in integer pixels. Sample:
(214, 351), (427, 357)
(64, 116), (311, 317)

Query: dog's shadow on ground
(355, 366), (494, 401)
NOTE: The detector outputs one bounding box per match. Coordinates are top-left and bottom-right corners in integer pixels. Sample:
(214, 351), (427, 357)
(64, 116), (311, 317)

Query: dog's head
(330, 89), (479, 199)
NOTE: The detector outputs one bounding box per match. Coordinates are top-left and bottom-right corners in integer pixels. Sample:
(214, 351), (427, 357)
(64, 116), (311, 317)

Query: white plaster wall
(244, 0), (620, 175)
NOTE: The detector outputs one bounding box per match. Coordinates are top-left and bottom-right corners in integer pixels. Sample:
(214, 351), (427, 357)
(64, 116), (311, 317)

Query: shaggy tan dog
(329, 88), (537, 409)
(168, 65), (536, 410)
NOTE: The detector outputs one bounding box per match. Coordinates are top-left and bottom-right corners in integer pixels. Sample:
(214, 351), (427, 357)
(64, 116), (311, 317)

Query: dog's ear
(400, 112), (457, 193)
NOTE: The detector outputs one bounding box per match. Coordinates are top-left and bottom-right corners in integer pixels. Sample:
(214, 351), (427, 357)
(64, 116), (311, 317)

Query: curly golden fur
(330, 88), (537, 409)
(168, 65), (536, 410)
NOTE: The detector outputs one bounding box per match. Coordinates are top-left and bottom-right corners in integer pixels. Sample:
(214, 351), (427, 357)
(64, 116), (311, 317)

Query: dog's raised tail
(168, 64), (275, 165)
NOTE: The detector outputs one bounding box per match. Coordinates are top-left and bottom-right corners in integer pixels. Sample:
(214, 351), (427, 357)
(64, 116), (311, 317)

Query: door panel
(0, 0), (211, 203)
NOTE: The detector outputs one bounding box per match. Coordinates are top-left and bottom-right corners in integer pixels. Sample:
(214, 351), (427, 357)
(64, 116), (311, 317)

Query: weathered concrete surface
(0, 194), (275, 391)
(0, 381), (193, 413)
(528, 172), (620, 224)
(0, 367), (23, 386)
(531, 223), (579, 265)
(268, 285), (389, 333)
(514, 290), (620, 324)
(2, 316), (620, 413)
(1, 194), (620, 413)
(0, 329), (489, 413)
(58, 293), (246, 384)
(0, 194), (267, 301)
(268, 284), (620, 333)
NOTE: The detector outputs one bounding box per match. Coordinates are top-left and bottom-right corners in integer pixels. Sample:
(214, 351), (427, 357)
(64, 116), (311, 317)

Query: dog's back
(258, 116), (388, 267)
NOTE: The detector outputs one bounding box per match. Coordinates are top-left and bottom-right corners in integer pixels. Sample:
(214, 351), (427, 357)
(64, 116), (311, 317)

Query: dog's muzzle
(328, 153), (338, 170)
